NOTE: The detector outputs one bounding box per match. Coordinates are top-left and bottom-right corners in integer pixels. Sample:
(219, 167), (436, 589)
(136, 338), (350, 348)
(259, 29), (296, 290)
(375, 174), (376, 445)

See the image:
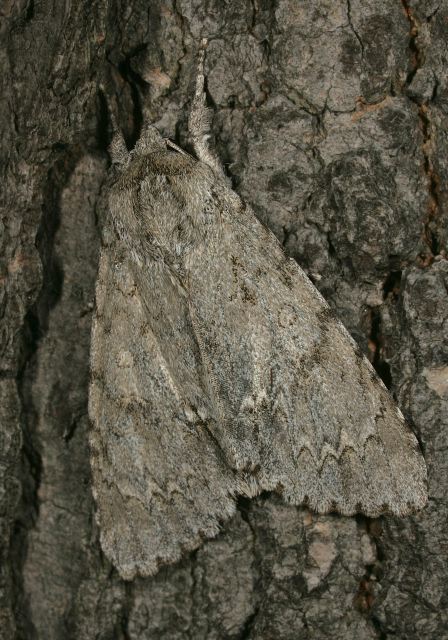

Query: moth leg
(188, 38), (225, 178)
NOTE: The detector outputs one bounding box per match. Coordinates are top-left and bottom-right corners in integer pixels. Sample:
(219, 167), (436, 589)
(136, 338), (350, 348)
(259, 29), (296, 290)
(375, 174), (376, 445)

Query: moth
(89, 42), (427, 580)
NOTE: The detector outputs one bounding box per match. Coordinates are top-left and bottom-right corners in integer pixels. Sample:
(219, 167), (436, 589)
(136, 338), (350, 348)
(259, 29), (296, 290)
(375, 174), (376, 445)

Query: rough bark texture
(1, 1), (446, 639)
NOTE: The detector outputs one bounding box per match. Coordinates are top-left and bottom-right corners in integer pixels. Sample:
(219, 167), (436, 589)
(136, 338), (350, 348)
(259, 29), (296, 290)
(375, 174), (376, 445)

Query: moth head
(132, 124), (166, 156)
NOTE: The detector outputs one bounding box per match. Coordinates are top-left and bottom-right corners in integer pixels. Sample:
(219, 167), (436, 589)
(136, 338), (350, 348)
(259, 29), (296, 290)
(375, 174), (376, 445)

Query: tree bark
(1, 1), (447, 638)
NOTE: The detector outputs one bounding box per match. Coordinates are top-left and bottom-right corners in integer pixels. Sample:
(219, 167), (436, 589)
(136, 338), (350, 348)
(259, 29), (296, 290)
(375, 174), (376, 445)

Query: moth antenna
(188, 38), (225, 178)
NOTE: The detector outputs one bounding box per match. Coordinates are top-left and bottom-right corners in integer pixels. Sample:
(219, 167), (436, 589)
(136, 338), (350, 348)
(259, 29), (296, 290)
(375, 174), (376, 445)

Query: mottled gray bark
(1, 1), (446, 639)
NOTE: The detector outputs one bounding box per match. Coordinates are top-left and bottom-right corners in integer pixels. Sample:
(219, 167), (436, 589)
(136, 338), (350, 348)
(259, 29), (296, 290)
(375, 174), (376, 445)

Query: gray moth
(89, 42), (427, 580)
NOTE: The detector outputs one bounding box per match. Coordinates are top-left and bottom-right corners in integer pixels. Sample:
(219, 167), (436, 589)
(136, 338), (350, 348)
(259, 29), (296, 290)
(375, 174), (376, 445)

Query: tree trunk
(1, 1), (447, 638)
